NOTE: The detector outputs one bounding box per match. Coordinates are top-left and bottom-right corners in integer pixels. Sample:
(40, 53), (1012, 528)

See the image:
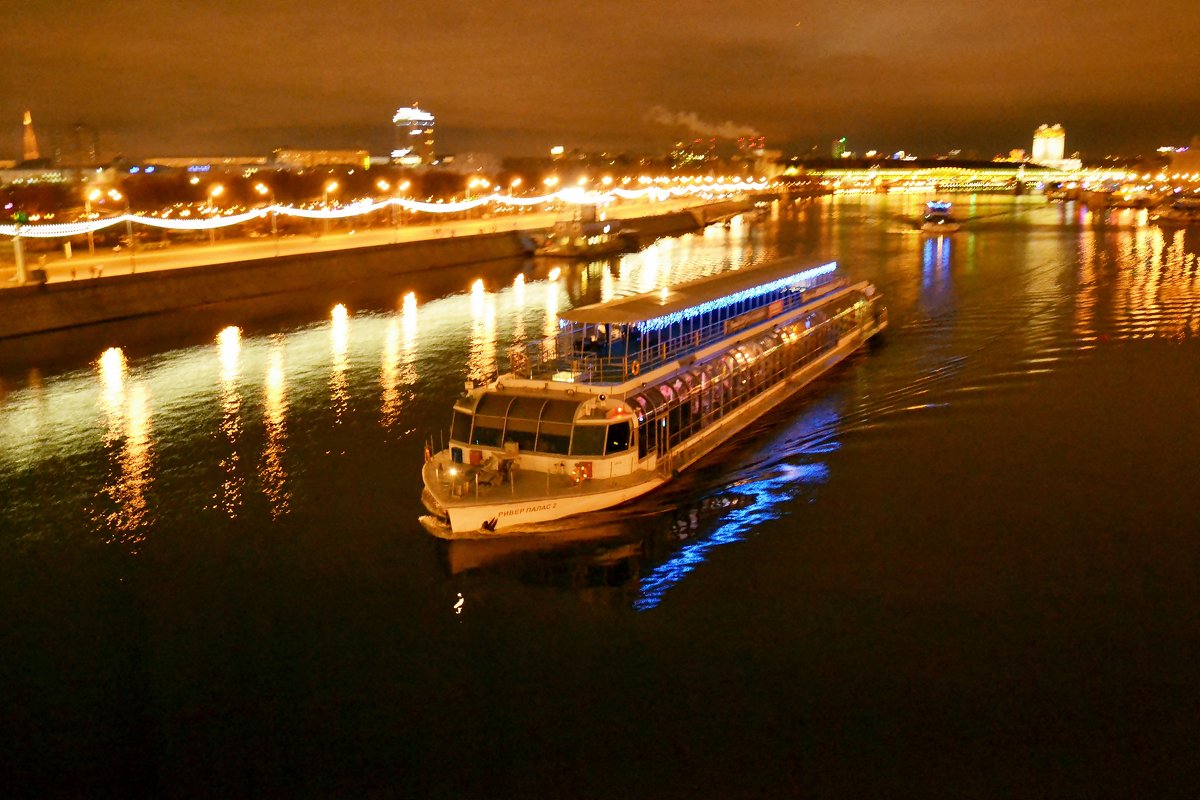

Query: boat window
(570, 423), (607, 456)
(470, 419), (504, 447)
(471, 394), (511, 448)
(536, 422), (572, 455)
(504, 411), (540, 452)
(542, 399), (578, 423)
(508, 396), (546, 421)
(476, 394), (514, 417)
(606, 421), (631, 454)
(451, 410), (472, 443)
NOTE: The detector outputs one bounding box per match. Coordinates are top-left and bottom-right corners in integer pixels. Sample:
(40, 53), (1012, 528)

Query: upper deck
(505, 257), (841, 386)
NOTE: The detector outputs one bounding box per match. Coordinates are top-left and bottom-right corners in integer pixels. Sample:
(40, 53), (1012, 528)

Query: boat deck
(422, 451), (662, 514)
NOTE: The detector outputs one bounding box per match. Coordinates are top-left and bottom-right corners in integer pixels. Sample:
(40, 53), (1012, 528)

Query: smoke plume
(646, 106), (761, 139)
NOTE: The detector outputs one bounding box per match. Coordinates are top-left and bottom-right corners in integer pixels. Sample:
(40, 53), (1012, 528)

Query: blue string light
(634, 262), (837, 333)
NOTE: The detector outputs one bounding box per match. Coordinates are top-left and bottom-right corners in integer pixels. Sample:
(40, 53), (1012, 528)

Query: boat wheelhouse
(922, 200), (960, 233)
(420, 257), (887, 537)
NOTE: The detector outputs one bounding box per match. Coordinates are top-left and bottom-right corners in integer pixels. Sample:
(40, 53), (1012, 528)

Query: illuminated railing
(0, 180), (770, 239)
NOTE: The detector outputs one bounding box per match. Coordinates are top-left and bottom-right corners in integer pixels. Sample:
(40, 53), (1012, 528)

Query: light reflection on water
(214, 326), (243, 518)
(261, 345), (290, 520)
(634, 402), (841, 611)
(5, 197), (1200, 608)
(96, 347), (154, 545)
(330, 304), (350, 424)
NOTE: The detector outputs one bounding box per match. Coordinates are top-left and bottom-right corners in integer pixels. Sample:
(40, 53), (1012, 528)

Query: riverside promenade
(0, 196), (751, 340)
(0, 195), (712, 287)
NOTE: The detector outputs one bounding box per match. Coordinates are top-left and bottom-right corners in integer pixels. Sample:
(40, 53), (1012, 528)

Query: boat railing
(506, 273), (845, 385)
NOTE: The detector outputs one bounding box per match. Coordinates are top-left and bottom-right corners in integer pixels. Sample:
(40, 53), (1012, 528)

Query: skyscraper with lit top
(22, 110), (40, 162)
(1032, 124), (1066, 165)
(392, 105), (435, 166)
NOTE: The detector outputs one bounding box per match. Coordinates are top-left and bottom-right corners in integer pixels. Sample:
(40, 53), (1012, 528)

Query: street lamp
(208, 184), (224, 246)
(397, 179), (412, 228)
(323, 180), (338, 236)
(255, 182), (278, 255)
(85, 188), (102, 256)
(377, 179), (397, 236)
(109, 189), (135, 272)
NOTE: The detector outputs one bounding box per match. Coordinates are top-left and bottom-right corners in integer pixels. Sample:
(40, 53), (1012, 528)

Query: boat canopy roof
(558, 257), (838, 326)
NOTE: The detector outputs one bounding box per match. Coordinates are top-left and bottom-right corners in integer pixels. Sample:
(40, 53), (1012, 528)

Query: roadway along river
(3, 193), (1200, 797)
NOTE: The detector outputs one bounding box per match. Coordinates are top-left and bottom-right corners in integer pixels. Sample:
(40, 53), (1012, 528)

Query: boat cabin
(509, 258), (841, 385)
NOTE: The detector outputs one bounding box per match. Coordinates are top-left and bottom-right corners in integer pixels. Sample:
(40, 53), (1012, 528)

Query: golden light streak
(330, 304), (350, 423)
(215, 325), (243, 518)
(96, 348), (154, 545)
(260, 347), (290, 520)
(381, 318), (402, 429)
(467, 282), (497, 384)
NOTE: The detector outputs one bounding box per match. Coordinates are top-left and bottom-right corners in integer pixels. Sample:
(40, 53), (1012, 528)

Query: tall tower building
(22, 110), (40, 162)
(1032, 124), (1066, 165)
(392, 104), (436, 166)
(832, 137), (848, 159)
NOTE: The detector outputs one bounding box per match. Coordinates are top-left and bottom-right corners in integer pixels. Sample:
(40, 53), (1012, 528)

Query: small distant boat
(921, 200), (960, 233)
(1152, 194), (1200, 226)
(536, 205), (640, 258)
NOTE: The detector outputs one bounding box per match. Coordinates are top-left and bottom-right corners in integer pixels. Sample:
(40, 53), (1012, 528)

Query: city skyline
(2, 1), (1197, 160)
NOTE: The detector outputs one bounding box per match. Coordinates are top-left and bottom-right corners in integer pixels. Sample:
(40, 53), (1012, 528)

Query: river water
(3, 194), (1200, 797)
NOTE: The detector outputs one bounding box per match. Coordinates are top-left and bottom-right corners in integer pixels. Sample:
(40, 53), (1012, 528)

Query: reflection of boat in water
(1152, 194), (1200, 226)
(921, 200), (960, 233)
(535, 205), (640, 258)
(439, 489), (759, 602)
(420, 256), (887, 536)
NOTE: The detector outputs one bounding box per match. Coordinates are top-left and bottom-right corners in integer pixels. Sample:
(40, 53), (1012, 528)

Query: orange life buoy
(630, 360), (640, 376)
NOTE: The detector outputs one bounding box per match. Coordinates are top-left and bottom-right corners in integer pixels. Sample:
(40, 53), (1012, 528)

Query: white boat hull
(419, 268), (887, 539)
(422, 474), (666, 537)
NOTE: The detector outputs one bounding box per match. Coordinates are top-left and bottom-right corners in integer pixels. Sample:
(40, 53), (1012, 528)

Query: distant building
(22, 110), (40, 162)
(670, 138), (716, 170)
(145, 156), (269, 171)
(392, 105), (436, 166)
(832, 137), (848, 159)
(439, 152), (501, 176)
(272, 149), (370, 170)
(1031, 124), (1081, 172)
(1167, 136), (1200, 174)
(1032, 124), (1065, 164)
(736, 135), (766, 156)
(0, 167), (68, 186)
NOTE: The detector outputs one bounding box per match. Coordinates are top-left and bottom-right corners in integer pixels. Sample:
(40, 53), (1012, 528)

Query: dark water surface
(4, 195), (1200, 797)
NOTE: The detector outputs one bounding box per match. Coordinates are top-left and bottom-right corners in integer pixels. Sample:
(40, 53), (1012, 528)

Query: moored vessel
(420, 257), (887, 537)
(535, 204), (639, 258)
(1152, 194), (1200, 226)
(921, 200), (960, 233)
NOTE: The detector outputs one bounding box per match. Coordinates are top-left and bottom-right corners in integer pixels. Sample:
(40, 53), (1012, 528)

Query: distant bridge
(778, 158), (1066, 193)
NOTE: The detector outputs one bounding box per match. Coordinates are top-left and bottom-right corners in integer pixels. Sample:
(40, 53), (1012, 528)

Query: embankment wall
(0, 200), (752, 340)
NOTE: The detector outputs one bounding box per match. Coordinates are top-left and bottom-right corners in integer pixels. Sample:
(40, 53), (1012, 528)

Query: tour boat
(1152, 194), (1200, 226)
(420, 257), (888, 537)
(535, 205), (640, 258)
(921, 200), (960, 233)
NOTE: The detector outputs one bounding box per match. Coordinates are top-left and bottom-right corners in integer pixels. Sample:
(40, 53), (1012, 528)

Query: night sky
(2, 0), (1197, 160)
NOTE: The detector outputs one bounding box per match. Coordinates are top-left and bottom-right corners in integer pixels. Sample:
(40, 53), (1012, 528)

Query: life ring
(630, 360), (640, 376)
